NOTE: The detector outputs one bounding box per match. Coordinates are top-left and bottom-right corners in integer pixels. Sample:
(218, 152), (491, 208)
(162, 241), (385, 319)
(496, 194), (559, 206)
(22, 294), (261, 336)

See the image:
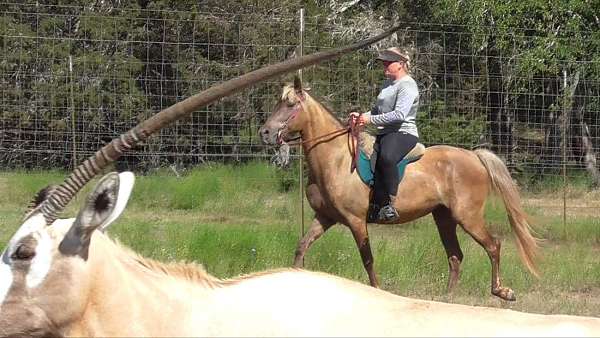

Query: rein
(278, 104), (361, 173)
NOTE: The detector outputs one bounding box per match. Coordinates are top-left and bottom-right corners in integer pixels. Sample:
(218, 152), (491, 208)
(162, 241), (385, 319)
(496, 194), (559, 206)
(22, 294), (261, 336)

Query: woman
(351, 47), (420, 223)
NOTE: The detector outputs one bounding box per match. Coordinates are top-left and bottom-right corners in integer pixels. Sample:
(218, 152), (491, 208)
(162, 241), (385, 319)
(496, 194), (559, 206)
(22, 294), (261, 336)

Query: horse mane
(109, 236), (298, 288)
(282, 84), (344, 128)
(282, 84), (377, 156)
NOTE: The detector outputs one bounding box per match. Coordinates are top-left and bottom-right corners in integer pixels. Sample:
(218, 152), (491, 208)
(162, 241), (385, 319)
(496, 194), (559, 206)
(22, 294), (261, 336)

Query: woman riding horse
(351, 47), (420, 223)
(259, 72), (540, 301)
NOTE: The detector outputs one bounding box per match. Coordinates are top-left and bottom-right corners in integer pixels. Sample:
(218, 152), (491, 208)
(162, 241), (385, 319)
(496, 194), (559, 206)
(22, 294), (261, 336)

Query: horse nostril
(259, 127), (269, 137)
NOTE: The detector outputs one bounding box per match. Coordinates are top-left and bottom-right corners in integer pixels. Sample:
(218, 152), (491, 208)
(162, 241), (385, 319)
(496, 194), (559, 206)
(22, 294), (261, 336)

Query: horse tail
(474, 148), (541, 277)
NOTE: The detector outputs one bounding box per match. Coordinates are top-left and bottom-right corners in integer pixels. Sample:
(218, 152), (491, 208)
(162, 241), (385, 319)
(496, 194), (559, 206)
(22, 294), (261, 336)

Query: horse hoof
(493, 287), (516, 301)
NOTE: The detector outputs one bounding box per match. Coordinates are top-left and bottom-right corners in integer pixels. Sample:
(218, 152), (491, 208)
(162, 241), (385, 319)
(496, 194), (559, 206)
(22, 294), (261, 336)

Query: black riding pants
(373, 132), (419, 206)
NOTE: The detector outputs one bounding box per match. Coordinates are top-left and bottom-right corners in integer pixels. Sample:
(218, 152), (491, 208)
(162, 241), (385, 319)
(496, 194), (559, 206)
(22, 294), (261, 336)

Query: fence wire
(2, 3), (600, 215)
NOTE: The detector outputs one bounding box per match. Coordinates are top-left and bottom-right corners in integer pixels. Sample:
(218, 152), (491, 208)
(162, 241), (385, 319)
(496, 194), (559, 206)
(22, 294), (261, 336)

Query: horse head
(259, 76), (309, 145)
(0, 172), (134, 337)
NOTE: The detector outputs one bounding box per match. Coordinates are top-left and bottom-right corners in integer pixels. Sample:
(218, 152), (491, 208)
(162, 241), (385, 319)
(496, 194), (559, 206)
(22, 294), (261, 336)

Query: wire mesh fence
(2, 2), (600, 217)
(1, 2), (301, 169)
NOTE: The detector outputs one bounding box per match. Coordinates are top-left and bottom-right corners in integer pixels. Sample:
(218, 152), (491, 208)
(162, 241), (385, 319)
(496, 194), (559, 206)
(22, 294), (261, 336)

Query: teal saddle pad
(357, 150), (422, 186)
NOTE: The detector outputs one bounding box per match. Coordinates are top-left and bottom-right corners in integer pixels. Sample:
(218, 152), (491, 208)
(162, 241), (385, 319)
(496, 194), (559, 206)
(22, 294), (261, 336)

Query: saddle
(357, 143), (425, 186)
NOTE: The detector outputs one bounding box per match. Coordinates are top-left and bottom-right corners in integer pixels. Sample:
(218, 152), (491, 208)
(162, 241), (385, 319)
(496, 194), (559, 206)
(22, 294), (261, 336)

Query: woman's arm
(368, 86), (417, 126)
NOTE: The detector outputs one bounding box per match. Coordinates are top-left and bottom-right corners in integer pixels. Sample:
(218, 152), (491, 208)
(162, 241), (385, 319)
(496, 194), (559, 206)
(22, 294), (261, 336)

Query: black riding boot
(378, 195), (399, 222)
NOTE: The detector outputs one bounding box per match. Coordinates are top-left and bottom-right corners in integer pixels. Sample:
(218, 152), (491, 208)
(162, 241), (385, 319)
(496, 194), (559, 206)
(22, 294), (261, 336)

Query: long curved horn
(39, 25), (402, 225)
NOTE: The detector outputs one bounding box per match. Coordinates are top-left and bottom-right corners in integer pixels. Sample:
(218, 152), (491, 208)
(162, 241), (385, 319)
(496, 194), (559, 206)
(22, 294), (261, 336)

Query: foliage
(418, 113), (486, 147)
(0, 1), (599, 175)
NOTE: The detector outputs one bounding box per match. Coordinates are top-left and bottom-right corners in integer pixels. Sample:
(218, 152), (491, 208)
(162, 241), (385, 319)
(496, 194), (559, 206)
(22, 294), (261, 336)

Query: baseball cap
(376, 47), (410, 63)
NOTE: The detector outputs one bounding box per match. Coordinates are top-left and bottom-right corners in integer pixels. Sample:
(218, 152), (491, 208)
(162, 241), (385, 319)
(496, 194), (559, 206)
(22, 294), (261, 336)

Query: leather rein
(276, 101), (361, 173)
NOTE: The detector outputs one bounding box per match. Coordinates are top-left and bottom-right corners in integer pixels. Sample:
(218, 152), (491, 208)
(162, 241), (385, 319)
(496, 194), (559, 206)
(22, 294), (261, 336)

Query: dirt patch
(524, 197), (600, 218)
(120, 209), (270, 227)
(412, 288), (600, 317)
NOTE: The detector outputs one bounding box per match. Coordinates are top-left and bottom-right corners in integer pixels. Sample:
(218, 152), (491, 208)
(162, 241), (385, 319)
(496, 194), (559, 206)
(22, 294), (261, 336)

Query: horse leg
(460, 217), (515, 301)
(349, 221), (380, 288)
(293, 215), (335, 268)
(432, 206), (463, 293)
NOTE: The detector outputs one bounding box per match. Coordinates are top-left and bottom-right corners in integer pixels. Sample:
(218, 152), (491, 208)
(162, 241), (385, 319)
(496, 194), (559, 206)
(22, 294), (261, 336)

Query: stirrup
(367, 204), (381, 223)
(378, 205), (399, 222)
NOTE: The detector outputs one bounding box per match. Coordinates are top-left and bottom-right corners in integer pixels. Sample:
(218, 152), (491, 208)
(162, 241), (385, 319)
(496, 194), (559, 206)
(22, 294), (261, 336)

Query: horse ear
(293, 75), (307, 100)
(293, 75), (302, 92)
(59, 172), (134, 258)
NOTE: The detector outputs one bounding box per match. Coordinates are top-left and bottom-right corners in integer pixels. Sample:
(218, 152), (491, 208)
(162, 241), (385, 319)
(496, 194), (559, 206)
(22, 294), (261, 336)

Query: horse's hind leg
(460, 215), (516, 301)
(432, 206), (463, 293)
(293, 215), (335, 268)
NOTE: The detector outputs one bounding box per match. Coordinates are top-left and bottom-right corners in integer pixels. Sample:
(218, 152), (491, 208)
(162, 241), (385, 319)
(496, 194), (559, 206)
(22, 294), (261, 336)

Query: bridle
(275, 99), (361, 173)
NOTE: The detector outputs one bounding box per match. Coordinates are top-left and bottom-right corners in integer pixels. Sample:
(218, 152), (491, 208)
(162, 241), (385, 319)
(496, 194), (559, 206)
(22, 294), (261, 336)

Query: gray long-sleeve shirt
(365, 75), (419, 137)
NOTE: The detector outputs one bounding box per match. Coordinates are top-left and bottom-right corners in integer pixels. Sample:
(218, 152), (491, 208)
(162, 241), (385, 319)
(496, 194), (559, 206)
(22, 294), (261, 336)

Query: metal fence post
(69, 55), (76, 170)
(561, 69), (568, 238)
(298, 8), (306, 242)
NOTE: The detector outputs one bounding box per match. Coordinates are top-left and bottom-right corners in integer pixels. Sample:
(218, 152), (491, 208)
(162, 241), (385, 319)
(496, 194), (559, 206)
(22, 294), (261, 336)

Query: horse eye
(12, 244), (36, 261)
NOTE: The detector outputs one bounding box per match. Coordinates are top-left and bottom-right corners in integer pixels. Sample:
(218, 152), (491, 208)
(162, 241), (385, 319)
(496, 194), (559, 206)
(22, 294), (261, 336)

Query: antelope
(1, 171), (599, 337)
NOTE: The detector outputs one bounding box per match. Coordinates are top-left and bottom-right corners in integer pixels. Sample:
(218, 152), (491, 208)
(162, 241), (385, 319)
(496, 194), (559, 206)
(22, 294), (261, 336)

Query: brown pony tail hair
(474, 148), (541, 277)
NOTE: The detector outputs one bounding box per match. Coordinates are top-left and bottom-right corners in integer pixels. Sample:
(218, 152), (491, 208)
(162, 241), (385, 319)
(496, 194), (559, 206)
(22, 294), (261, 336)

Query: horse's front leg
(347, 218), (380, 288)
(293, 215), (335, 268)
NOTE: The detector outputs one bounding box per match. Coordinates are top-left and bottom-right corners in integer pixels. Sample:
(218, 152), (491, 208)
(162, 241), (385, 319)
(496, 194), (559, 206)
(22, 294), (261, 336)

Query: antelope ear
(29, 185), (57, 209)
(24, 185), (57, 219)
(99, 172), (135, 232)
(59, 172), (133, 258)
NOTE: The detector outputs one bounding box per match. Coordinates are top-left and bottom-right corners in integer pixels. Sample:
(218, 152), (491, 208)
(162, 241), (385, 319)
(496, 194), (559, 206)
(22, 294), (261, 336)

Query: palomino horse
(0, 172), (598, 337)
(259, 77), (541, 301)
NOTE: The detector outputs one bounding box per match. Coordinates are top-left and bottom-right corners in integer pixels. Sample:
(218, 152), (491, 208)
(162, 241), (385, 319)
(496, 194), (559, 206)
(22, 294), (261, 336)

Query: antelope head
(0, 172), (134, 337)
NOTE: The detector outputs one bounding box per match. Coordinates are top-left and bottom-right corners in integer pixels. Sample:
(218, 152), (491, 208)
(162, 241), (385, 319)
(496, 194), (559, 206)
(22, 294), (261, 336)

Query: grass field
(1, 163), (599, 317)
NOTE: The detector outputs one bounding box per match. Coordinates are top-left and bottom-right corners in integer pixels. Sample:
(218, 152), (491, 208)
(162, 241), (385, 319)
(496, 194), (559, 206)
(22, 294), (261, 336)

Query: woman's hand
(349, 112), (370, 126)
(358, 114), (370, 126)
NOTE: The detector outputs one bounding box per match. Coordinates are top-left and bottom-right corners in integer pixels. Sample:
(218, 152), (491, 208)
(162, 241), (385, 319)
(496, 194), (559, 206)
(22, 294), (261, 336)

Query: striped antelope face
(0, 172), (134, 337)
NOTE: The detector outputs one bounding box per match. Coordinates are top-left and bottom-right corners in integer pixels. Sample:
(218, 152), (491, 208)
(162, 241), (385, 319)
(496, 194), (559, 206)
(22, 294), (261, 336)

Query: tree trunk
(486, 37), (514, 163)
(559, 70), (579, 171)
(581, 122), (600, 187)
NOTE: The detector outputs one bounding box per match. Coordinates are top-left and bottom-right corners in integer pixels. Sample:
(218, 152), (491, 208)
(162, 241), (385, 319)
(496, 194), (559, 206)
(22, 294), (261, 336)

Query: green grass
(1, 164), (599, 317)
(129, 162), (304, 222)
(516, 169), (597, 194)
